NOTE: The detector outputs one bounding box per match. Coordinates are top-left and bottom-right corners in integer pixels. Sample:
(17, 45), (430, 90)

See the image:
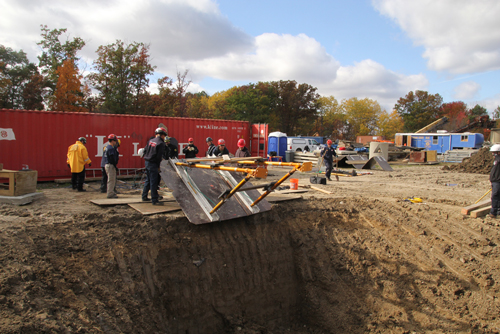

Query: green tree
(467, 104), (487, 122)
(394, 90), (443, 132)
(89, 40), (156, 114)
(0, 45), (45, 109)
(271, 80), (320, 135)
(493, 106), (500, 120)
(37, 25), (85, 96)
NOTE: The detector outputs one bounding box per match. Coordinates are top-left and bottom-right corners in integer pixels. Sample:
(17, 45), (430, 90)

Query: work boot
(486, 213), (497, 219)
(152, 202), (164, 206)
(327, 177), (332, 181)
(107, 194), (118, 199)
(77, 189), (86, 192)
(142, 197), (150, 202)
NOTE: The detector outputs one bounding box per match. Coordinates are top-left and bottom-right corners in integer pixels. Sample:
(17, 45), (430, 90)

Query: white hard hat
(490, 144), (500, 152)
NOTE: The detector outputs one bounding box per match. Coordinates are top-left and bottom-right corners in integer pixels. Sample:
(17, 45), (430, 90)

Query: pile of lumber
(461, 199), (491, 218)
(293, 152), (320, 166)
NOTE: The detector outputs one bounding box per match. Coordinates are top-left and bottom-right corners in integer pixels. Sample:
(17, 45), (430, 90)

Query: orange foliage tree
(50, 58), (88, 112)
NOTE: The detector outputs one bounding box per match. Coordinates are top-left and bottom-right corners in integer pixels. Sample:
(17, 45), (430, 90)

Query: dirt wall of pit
(1, 194), (500, 333)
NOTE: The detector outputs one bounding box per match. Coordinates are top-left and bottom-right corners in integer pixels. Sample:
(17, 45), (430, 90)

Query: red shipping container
(0, 109), (266, 181)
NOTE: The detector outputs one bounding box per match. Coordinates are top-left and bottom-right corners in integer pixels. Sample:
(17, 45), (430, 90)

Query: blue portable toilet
(268, 131), (287, 160)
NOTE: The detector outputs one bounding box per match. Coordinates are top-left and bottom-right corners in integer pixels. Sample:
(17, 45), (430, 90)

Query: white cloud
(0, 0), (429, 113)
(185, 33), (340, 83)
(453, 81), (481, 100)
(324, 59), (428, 111)
(0, 0), (253, 65)
(373, 0), (500, 74)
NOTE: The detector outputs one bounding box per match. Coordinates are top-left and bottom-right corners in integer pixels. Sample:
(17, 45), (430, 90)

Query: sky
(1, 0), (500, 113)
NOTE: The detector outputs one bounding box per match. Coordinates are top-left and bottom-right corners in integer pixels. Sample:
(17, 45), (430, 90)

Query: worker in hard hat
(67, 137), (91, 192)
(320, 139), (338, 182)
(182, 137), (199, 158)
(488, 144), (500, 218)
(164, 137), (178, 159)
(206, 137), (216, 157)
(213, 138), (230, 157)
(103, 134), (120, 198)
(235, 139), (251, 158)
(142, 127), (167, 205)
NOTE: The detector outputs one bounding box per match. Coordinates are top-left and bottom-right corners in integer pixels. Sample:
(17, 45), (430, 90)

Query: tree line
(1, 26), (499, 140)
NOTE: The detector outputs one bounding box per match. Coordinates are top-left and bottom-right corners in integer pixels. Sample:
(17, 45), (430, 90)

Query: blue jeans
(142, 161), (160, 203)
(491, 182), (500, 216)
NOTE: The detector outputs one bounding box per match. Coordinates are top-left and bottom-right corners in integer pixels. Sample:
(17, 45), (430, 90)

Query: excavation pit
(0, 194), (499, 333)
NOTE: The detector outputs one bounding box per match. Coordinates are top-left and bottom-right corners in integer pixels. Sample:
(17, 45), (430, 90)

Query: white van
(287, 137), (323, 152)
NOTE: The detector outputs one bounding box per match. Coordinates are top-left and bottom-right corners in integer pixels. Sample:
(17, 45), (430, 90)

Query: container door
(251, 123), (268, 157)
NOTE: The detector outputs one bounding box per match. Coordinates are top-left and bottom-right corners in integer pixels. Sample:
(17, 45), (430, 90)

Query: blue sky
(1, 0), (499, 112)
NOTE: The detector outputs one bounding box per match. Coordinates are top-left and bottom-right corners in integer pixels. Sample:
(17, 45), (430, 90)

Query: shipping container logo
(0, 128), (16, 140)
(196, 124), (228, 130)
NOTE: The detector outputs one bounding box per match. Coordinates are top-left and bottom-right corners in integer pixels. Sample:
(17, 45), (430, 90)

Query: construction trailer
(0, 109), (268, 181)
(394, 131), (484, 154)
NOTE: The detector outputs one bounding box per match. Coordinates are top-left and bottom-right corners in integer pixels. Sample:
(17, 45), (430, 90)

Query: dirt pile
(443, 147), (494, 174)
(1, 184), (500, 333)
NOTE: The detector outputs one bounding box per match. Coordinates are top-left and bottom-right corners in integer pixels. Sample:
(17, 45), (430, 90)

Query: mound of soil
(443, 147), (494, 174)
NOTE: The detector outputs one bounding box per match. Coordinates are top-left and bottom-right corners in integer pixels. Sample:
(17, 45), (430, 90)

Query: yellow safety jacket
(67, 141), (91, 173)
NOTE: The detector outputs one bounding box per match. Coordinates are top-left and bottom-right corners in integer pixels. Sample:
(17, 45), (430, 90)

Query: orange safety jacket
(67, 141), (91, 173)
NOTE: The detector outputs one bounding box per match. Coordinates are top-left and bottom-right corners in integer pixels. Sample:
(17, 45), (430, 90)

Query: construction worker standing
(103, 134), (120, 198)
(213, 138), (230, 157)
(164, 137), (178, 159)
(182, 137), (199, 158)
(142, 128), (167, 205)
(206, 137), (216, 157)
(488, 144), (500, 218)
(67, 137), (91, 192)
(321, 140), (337, 181)
(235, 139), (251, 158)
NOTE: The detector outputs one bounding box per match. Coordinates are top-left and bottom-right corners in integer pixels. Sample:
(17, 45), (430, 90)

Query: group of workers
(66, 128), (251, 205)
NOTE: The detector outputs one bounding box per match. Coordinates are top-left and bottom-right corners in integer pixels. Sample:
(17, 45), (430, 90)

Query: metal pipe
(251, 167), (298, 207)
(210, 175), (251, 214)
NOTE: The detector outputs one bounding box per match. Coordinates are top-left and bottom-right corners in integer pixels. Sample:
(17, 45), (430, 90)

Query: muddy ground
(0, 162), (499, 333)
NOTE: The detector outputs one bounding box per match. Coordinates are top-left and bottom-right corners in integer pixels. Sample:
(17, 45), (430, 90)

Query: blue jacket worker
(320, 140), (337, 181)
(142, 127), (167, 205)
(488, 144), (500, 218)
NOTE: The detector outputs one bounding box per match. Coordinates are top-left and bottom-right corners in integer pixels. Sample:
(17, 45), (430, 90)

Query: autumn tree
(89, 40), (155, 114)
(0, 45), (45, 110)
(438, 101), (467, 131)
(341, 97), (382, 140)
(394, 90), (443, 132)
(186, 91), (212, 118)
(50, 58), (88, 112)
(317, 96), (345, 139)
(37, 25), (85, 97)
(377, 110), (404, 140)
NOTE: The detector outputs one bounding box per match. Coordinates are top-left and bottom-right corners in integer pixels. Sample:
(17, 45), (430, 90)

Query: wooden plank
(259, 189), (309, 195)
(470, 206), (491, 218)
(310, 186), (333, 194)
(128, 202), (182, 215)
(14, 170), (37, 196)
(461, 199), (491, 215)
(266, 194), (302, 202)
(90, 196), (175, 206)
(55, 174), (136, 183)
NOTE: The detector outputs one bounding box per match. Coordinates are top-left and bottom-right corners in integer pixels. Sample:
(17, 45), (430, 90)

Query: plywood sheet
(128, 202), (182, 215)
(90, 196), (175, 206)
(161, 160), (272, 224)
(266, 194), (303, 202)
